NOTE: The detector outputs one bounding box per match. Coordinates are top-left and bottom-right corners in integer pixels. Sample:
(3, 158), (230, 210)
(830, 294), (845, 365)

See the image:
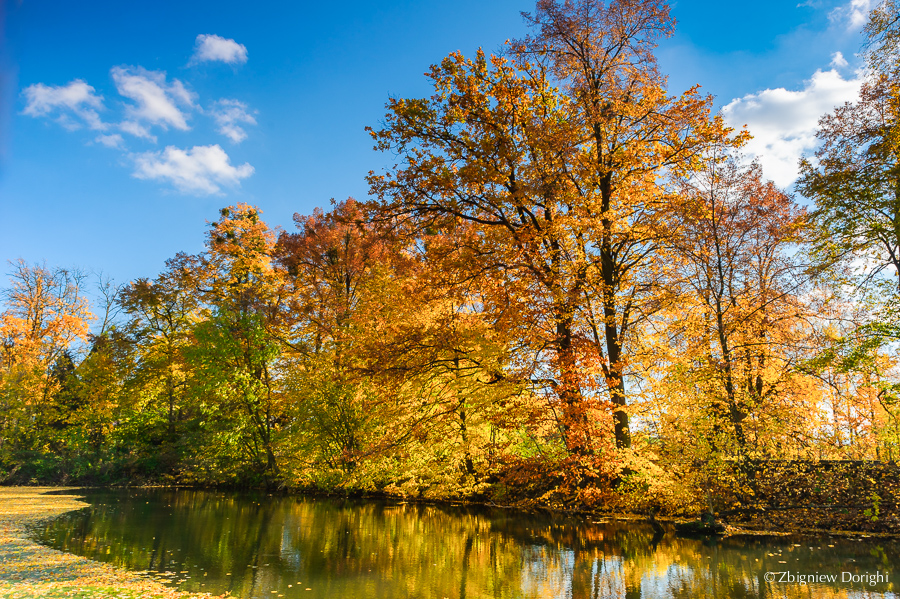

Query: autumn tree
(803, 310), (900, 461)
(275, 200), (527, 490)
(118, 254), (203, 465)
(276, 199), (399, 363)
(274, 199), (400, 474)
(368, 0), (737, 455)
(657, 155), (811, 459)
(353, 232), (531, 489)
(795, 2), (900, 457)
(188, 204), (290, 481)
(0, 260), (92, 466)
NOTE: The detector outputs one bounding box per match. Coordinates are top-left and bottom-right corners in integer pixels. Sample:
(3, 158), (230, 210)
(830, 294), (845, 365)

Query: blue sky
(0, 0), (874, 290)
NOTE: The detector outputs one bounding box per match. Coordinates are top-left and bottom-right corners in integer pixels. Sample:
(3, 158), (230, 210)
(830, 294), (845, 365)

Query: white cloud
(112, 66), (196, 133)
(119, 120), (157, 142)
(132, 144), (254, 195)
(210, 99), (257, 143)
(830, 0), (873, 30)
(191, 34), (248, 65)
(831, 51), (849, 68)
(21, 80), (107, 130)
(722, 67), (863, 187)
(95, 133), (124, 148)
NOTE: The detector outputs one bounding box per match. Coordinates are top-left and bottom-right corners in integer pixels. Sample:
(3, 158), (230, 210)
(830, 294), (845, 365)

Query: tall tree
(189, 204), (289, 480)
(798, 75), (900, 294)
(799, 0), (900, 291)
(369, 0), (737, 453)
(796, 2), (900, 425)
(663, 156), (809, 453)
(119, 254), (202, 449)
(275, 199), (403, 472)
(794, 0), (900, 465)
(0, 261), (91, 458)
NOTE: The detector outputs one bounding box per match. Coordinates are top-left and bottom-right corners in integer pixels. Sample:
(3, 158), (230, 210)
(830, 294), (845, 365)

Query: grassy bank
(0, 487), (222, 599)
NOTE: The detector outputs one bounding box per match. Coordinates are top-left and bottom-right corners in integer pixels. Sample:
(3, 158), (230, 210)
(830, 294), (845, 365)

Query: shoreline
(21, 483), (900, 540)
(0, 487), (223, 599)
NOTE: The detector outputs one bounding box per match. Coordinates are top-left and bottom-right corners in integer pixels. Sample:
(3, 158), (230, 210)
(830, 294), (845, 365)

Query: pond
(33, 489), (898, 599)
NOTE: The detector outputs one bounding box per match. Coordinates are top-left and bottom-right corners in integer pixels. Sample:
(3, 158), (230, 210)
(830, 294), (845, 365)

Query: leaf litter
(0, 487), (224, 599)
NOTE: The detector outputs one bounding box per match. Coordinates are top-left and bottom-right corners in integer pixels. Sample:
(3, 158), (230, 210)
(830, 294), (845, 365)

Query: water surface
(34, 489), (898, 598)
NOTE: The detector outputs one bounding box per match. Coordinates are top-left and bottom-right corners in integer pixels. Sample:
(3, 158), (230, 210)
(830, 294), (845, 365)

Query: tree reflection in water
(34, 489), (899, 599)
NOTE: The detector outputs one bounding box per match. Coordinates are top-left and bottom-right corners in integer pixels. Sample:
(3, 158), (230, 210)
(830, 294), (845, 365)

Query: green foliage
(288, 359), (374, 474)
(864, 491), (882, 521)
(187, 309), (284, 482)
